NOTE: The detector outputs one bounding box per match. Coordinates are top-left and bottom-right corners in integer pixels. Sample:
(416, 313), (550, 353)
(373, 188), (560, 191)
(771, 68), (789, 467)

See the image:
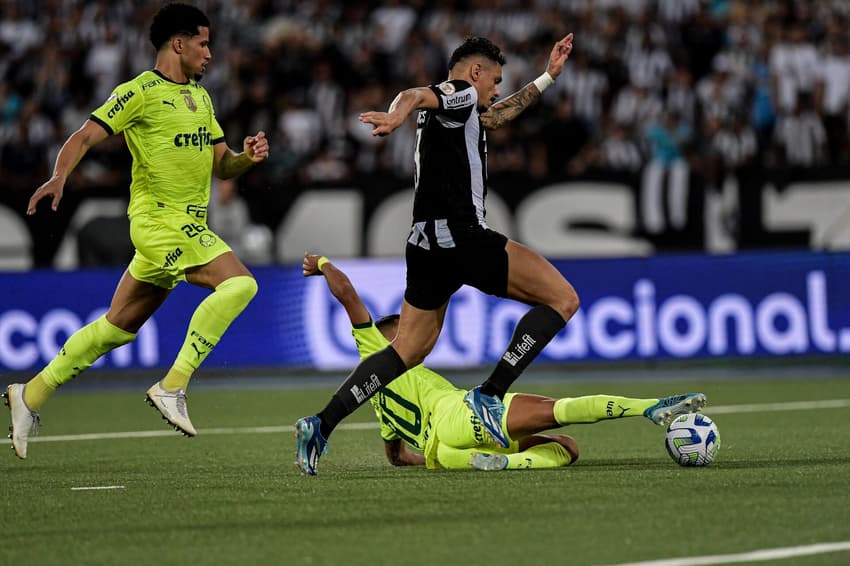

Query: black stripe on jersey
(89, 114), (114, 136)
(211, 137), (225, 145)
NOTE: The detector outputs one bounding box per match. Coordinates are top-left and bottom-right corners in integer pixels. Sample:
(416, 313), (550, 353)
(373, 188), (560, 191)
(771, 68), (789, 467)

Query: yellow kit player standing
(3, 3), (269, 459)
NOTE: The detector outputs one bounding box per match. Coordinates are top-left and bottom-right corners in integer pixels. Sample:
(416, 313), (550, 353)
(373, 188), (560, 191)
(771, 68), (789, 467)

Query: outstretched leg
(4, 270), (169, 458)
(147, 252), (257, 436)
(467, 240), (579, 448)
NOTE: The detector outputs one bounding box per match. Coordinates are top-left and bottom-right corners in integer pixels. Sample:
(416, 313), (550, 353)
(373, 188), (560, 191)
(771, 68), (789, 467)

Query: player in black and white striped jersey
(295, 33), (579, 475)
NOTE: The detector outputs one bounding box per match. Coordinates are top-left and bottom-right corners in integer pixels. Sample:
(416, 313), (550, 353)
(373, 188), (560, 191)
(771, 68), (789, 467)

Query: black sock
(317, 346), (407, 439)
(480, 304), (566, 399)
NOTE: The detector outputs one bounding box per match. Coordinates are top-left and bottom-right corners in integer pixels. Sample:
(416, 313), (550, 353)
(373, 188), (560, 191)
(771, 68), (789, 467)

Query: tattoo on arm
(217, 150), (253, 179)
(480, 83), (542, 130)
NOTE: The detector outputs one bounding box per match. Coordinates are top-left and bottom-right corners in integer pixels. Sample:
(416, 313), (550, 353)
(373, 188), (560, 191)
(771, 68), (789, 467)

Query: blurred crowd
(2, 0), (850, 261)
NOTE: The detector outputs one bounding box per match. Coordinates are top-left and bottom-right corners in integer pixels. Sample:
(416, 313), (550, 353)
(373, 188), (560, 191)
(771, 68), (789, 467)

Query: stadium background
(1, 0), (849, 375)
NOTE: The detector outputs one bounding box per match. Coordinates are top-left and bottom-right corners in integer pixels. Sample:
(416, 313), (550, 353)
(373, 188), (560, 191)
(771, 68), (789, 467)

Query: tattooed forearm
(217, 150), (254, 179)
(480, 82), (542, 130)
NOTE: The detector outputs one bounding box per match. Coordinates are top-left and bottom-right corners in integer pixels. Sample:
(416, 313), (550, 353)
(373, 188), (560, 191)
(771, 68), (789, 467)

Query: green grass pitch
(1, 374), (849, 566)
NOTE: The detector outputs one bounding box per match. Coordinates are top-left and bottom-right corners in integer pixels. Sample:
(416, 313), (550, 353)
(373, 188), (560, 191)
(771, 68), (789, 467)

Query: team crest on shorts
(438, 81), (456, 95)
(181, 89), (198, 112)
(199, 233), (217, 247)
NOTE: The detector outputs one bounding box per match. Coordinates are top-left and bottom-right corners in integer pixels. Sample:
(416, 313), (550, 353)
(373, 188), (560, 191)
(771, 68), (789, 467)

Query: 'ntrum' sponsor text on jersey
(89, 70), (225, 220)
(412, 79), (488, 227)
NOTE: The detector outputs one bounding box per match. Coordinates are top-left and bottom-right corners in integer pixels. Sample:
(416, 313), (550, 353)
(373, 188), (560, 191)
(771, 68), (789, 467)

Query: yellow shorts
(432, 391), (519, 453)
(127, 207), (231, 289)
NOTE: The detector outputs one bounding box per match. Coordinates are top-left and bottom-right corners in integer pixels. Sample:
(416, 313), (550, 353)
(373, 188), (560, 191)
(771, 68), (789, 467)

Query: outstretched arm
(27, 120), (110, 214)
(303, 253), (371, 326)
(359, 87), (439, 137)
(480, 32), (574, 130)
(384, 439), (426, 466)
(213, 131), (269, 179)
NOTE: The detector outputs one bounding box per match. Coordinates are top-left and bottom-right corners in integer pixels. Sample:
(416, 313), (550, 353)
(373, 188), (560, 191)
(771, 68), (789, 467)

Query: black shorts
(404, 225), (509, 310)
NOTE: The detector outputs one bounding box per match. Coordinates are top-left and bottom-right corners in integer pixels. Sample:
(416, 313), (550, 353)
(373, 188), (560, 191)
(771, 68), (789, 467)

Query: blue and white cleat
(644, 393), (707, 426)
(469, 451), (508, 471)
(464, 386), (510, 448)
(294, 416), (328, 476)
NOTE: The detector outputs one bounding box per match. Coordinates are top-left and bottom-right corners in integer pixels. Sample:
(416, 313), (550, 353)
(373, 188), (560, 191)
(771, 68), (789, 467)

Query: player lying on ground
(299, 253), (707, 471)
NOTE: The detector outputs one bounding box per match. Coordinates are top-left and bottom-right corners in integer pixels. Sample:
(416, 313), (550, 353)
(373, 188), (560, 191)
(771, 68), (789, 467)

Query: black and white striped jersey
(411, 79), (488, 234)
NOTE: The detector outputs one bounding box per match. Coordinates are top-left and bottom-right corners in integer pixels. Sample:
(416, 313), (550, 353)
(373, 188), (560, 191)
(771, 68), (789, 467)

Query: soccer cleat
(3, 384), (40, 459)
(294, 416), (328, 476)
(644, 393), (707, 426)
(463, 386), (510, 448)
(145, 381), (197, 436)
(469, 451), (508, 471)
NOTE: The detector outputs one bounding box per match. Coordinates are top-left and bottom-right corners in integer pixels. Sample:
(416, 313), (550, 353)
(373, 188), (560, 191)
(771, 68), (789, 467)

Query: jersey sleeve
(90, 79), (145, 135)
(428, 79), (477, 122)
(351, 323), (390, 359)
(204, 90), (226, 144)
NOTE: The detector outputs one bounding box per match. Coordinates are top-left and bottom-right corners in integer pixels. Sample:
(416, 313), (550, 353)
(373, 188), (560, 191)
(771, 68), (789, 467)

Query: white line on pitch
(604, 540), (850, 566)
(0, 399), (848, 445)
(70, 485), (125, 491)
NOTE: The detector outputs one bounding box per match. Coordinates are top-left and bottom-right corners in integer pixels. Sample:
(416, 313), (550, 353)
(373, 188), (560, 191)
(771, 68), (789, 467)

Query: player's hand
(302, 252), (323, 277)
(358, 111), (398, 137)
(244, 131), (269, 163)
(545, 33), (574, 80)
(27, 177), (65, 215)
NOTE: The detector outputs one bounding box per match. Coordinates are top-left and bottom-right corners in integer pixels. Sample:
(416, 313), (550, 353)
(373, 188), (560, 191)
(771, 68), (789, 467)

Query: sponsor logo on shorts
(469, 413), (485, 444)
(444, 92), (471, 109)
(198, 233), (217, 248)
(106, 90), (136, 119)
(501, 333), (536, 367)
(162, 247), (183, 269)
(351, 374), (381, 404)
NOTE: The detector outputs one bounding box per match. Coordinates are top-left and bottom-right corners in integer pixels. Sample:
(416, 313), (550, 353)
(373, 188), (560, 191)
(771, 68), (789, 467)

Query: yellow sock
(161, 368), (190, 391)
(553, 395), (658, 425)
(505, 442), (572, 469)
(23, 373), (56, 411)
(172, 275), (257, 380)
(40, 314), (135, 389)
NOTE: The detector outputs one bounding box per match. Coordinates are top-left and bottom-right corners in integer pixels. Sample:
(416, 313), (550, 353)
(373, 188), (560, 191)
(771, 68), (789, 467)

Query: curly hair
(448, 36), (507, 70)
(149, 3), (210, 51)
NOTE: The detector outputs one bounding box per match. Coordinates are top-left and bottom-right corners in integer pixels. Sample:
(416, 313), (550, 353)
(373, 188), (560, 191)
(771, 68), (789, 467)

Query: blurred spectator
(773, 92), (827, 167)
(0, 0), (849, 265)
(814, 31), (850, 164)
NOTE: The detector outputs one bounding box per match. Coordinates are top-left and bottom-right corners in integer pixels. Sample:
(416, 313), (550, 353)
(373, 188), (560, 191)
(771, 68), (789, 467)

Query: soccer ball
(664, 413), (720, 467)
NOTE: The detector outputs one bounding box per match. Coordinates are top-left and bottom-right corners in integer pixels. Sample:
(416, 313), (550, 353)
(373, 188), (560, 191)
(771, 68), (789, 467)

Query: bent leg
(440, 437), (575, 470)
(26, 271), (169, 409)
(480, 240), (580, 399)
(165, 252), (257, 390)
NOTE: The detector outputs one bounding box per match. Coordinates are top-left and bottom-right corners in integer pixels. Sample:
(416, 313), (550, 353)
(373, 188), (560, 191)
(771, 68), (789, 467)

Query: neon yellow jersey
(89, 70), (225, 219)
(353, 323), (459, 454)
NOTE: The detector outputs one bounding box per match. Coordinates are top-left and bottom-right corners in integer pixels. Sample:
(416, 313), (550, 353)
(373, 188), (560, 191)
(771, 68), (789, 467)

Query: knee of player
(551, 289), (580, 322)
(559, 436), (579, 465)
(221, 275), (258, 305)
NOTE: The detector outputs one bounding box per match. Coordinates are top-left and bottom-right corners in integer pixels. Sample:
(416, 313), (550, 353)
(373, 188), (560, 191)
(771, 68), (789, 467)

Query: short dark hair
(149, 3), (210, 51)
(375, 314), (400, 335)
(448, 36), (506, 71)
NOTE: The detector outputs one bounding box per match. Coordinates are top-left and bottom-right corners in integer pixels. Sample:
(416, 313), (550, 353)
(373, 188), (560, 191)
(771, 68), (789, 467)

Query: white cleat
(469, 451), (508, 471)
(145, 381), (197, 437)
(3, 384), (40, 459)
